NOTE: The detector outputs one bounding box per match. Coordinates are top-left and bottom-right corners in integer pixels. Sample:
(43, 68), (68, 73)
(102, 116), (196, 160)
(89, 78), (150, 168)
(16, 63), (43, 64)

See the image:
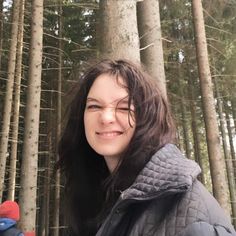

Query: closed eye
(116, 107), (130, 111)
(86, 104), (102, 110)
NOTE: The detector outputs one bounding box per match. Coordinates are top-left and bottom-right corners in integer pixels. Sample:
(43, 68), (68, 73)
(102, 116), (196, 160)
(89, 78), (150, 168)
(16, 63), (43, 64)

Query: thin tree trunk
(39, 150), (51, 236)
(19, 0), (44, 232)
(99, 0), (140, 62)
(173, 104), (184, 152)
(224, 100), (236, 181)
(188, 75), (205, 185)
(0, 0), (21, 201)
(191, 0), (230, 214)
(137, 0), (167, 97)
(44, 140), (51, 236)
(7, 0), (25, 201)
(52, 2), (62, 235)
(0, 0), (4, 69)
(215, 80), (236, 227)
(177, 65), (192, 159)
(231, 98), (236, 133)
(39, 79), (54, 236)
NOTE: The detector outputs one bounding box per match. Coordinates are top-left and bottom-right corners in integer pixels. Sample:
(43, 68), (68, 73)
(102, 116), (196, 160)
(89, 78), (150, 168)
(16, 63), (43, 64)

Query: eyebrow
(86, 96), (129, 104)
(86, 97), (100, 102)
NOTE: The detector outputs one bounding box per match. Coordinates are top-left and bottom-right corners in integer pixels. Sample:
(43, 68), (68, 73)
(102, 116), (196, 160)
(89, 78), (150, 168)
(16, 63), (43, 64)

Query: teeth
(98, 132), (121, 137)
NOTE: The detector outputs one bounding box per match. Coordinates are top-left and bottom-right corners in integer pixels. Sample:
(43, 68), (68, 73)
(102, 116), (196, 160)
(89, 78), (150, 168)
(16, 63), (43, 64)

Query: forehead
(87, 73), (128, 102)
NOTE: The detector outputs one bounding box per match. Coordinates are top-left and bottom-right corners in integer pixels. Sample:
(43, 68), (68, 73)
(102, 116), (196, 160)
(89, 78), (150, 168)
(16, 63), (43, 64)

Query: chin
(93, 147), (121, 157)
(97, 151), (121, 158)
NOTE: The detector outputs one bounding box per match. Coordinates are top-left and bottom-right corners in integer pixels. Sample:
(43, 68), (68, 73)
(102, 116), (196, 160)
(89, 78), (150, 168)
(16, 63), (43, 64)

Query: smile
(96, 131), (123, 137)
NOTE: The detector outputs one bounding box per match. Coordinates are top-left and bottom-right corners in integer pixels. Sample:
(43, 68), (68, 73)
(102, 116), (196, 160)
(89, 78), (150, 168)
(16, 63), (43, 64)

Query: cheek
(124, 118), (136, 138)
(130, 117), (136, 128)
(84, 119), (94, 148)
(126, 115), (136, 130)
(118, 112), (136, 128)
(130, 125), (136, 138)
(84, 113), (92, 135)
(83, 113), (87, 129)
(128, 115), (136, 137)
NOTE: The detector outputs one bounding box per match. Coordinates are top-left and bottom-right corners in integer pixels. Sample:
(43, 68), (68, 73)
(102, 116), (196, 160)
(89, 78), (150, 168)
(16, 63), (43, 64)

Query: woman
(58, 59), (236, 236)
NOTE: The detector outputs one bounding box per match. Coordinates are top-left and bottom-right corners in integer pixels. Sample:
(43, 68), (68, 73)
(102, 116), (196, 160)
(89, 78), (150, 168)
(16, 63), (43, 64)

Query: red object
(24, 232), (35, 236)
(0, 200), (20, 221)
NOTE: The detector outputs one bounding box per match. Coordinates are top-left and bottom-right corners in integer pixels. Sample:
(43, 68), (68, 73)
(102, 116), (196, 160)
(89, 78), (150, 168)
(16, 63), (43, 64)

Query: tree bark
(231, 98), (236, 133)
(19, 0), (44, 232)
(99, 0), (140, 62)
(52, 2), (62, 236)
(215, 79), (236, 227)
(224, 100), (236, 181)
(187, 74), (205, 185)
(191, 0), (230, 214)
(224, 101), (236, 228)
(7, 0), (25, 201)
(137, 0), (167, 98)
(0, 0), (21, 201)
(38, 149), (51, 236)
(177, 65), (192, 159)
(0, 0), (4, 70)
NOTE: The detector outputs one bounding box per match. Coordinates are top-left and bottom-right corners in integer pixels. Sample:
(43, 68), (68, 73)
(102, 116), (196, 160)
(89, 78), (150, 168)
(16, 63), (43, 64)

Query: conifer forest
(0, 0), (236, 235)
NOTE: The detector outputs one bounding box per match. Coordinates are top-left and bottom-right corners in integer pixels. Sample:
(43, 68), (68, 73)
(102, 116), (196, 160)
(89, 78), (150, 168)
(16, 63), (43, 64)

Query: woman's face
(84, 73), (136, 172)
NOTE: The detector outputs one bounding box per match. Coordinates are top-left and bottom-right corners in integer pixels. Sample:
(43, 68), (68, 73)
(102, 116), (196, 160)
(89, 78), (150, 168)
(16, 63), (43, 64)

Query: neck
(103, 155), (120, 173)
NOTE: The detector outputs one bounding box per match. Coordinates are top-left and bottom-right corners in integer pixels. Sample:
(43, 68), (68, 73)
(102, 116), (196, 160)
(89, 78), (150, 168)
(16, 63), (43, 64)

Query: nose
(99, 107), (116, 124)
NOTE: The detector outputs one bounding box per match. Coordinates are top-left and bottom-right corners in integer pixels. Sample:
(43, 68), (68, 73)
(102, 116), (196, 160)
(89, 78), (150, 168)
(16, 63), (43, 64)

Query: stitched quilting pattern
(122, 144), (201, 199)
(97, 144), (236, 236)
(129, 181), (232, 236)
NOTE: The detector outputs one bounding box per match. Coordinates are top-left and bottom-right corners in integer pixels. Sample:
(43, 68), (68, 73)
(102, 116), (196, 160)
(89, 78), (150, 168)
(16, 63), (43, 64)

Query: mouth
(96, 131), (123, 138)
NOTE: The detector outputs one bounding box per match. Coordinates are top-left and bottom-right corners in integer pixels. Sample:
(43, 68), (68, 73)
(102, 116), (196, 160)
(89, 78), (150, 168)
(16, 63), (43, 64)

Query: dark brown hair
(57, 59), (176, 235)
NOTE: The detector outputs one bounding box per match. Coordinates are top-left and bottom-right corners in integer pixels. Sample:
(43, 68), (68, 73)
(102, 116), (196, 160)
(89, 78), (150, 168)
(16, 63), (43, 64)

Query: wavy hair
(57, 59), (176, 235)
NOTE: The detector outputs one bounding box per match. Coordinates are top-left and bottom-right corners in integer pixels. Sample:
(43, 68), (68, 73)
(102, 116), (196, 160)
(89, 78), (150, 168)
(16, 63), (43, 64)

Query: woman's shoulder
(174, 180), (236, 235)
(121, 179), (236, 236)
(142, 179), (236, 236)
(185, 181), (231, 222)
(177, 221), (236, 236)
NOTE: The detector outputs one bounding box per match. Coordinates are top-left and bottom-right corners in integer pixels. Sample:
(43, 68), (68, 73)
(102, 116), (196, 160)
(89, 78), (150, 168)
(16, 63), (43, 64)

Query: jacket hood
(0, 218), (16, 231)
(121, 144), (201, 200)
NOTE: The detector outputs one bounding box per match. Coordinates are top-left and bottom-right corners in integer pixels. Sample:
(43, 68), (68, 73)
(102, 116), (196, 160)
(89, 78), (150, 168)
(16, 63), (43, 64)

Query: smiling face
(84, 73), (136, 172)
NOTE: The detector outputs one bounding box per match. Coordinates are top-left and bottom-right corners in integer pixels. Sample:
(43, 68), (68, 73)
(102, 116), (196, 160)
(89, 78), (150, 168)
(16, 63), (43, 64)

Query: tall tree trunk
(44, 137), (51, 236)
(39, 77), (54, 236)
(7, 0), (25, 201)
(224, 101), (236, 228)
(177, 65), (192, 159)
(224, 100), (236, 180)
(191, 0), (230, 214)
(52, 2), (62, 236)
(137, 0), (167, 97)
(0, 0), (21, 201)
(215, 80), (236, 227)
(231, 98), (236, 133)
(172, 103), (184, 152)
(176, 121), (184, 153)
(38, 146), (51, 236)
(0, 0), (4, 70)
(19, 0), (44, 232)
(187, 75), (205, 184)
(99, 0), (140, 62)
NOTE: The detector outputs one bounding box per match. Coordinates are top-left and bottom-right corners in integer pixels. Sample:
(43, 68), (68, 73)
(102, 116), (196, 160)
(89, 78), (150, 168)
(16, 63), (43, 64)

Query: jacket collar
(120, 144), (201, 200)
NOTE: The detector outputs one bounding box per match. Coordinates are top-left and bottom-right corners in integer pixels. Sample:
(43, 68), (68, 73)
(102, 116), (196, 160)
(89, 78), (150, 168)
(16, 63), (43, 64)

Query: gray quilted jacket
(96, 144), (236, 236)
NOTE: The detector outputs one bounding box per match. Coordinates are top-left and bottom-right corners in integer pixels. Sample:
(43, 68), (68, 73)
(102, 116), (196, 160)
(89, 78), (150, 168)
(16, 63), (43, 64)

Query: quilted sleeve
(179, 221), (236, 236)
